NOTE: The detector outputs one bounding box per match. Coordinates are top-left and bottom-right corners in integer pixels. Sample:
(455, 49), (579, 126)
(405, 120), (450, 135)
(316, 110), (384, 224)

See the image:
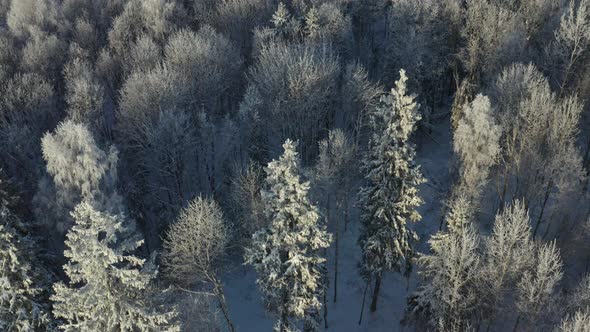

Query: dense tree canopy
(0, 0), (589, 330)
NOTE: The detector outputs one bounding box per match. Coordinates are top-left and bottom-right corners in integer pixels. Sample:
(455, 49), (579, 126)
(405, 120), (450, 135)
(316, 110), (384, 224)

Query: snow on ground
(223, 120), (454, 332)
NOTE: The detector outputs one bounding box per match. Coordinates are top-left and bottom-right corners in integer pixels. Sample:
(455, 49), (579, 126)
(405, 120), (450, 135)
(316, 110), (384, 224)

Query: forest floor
(222, 118), (454, 332)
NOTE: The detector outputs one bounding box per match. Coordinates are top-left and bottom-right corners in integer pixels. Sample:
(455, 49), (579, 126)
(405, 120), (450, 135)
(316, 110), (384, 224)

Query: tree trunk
(369, 276), (381, 312)
(280, 300), (289, 332)
(323, 289), (328, 329)
(333, 199), (340, 303)
(344, 192), (350, 232)
(512, 314), (521, 332)
(533, 181), (552, 238)
(439, 213), (446, 231)
(358, 280), (370, 325)
(583, 135), (590, 191)
(213, 278), (235, 332)
(500, 167), (509, 210)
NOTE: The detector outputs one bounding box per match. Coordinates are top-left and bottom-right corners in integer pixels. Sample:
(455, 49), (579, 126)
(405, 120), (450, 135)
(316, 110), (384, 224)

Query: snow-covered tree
(551, 0), (590, 93)
(408, 225), (481, 331)
(315, 129), (357, 210)
(163, 26), (243, 115)
(0, 189), (51, 332)
(229, 160), (266, 244)
(304, 7), (320, 40)
(213, 0), (278, 56)
(444, 194), (473, 235)
(460, 0), (526, 86)
(0, 72), (56, 193)
(358, 69), (426, 312)
(314, 129), (356, 302)
(247, 42), (340, 162)
(557, 308), (590, 332)
(272, 2), (291, 37)
(1, 73), (56, 134)
(21, 30), (66, 81)
(124, 34), (162, 75)
(569, 275), (590, 314)
(63, 57), (107, 139)
(108, 0), (182, 57)
(452, 0), (527, 127)
(162, 196), (234, 332)
(51, 202), (179, 331)
(383, 0), (459, 111)
(491, 64), (585, 235)
(480, 200), (535, 326)
(34, 120), (121, 240)
(515, 241), (563, 329)
(245, 139), (331, 332)
(6, 0), (60, 39)
(453, 94), (501, 204)
(341, 63), (382, 144)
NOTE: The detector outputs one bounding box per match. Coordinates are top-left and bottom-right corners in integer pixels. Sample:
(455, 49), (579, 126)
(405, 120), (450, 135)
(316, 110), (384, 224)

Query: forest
(1, 0), (590, 331)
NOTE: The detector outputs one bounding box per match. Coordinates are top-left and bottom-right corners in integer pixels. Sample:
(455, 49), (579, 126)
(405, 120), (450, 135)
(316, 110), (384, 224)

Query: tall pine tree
(358, 69), (426, 312)
(245, 139), (331, 332)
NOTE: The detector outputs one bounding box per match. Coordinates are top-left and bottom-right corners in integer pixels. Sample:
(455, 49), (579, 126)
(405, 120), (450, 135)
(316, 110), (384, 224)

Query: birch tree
(162, 196), (235, 332)
(453, 94), (501, 205)
(515, 241), (563, 329)
(408, 226), (481, 331)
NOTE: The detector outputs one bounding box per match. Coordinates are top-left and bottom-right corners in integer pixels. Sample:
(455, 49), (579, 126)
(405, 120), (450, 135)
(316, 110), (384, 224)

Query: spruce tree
(51, 202), (178, 331)
(272, 2), (291, 37)
(0, 189), (51, 332)
(245, 139), (331, 332)
(358, 69), (426, 312)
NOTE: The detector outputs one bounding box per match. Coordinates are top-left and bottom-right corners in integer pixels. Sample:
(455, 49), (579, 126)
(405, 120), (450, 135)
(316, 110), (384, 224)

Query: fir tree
(272, 2), (291, 37)
(245, 139), (331, 332)
(444, 195), (473, 234)
(51, 202), (179, 331)
(358, 69), (426, 312)
(0, 193), (51, 332)
(304, 7), (320, 40)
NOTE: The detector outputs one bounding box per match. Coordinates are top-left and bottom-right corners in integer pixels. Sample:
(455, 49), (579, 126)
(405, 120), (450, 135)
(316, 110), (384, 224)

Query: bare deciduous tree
(162, 196), (235, 332)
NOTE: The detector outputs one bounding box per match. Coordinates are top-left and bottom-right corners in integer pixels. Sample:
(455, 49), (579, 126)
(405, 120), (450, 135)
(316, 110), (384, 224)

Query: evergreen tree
(444, 195), (473, 234)
(358, 69), (426, 312)
(304, 7), (320, 40)
(272, 2), (291, 36)
(245, 139), (331, 332)
(51, 202), (179, 331)
(0, 187), (51, 332)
